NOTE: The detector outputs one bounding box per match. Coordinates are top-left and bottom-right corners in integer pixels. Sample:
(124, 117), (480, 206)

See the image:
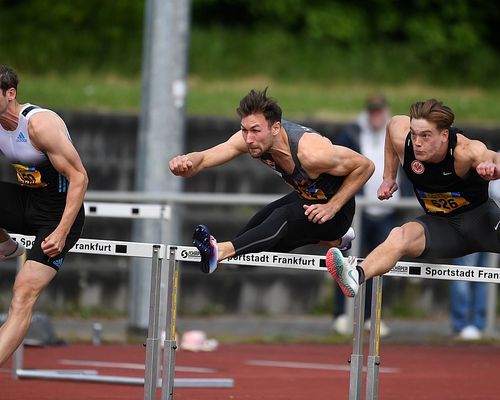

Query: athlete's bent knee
(384, 227), (406, 249)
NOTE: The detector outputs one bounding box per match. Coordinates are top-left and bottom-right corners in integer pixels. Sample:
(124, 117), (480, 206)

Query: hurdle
(164, 247), (500, 399)
(9, 201), (166, 379)
(161, 246), (331, 399)
(8, 235), (165, 399)
(352, 260), (500, 400)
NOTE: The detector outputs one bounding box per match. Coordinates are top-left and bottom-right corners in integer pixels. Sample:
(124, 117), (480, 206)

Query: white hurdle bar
(84, 201), (171, 220)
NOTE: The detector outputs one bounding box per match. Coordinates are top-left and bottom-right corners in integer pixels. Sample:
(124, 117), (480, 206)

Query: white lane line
(246, 360), (400, 374)
(60, 359), (217, 373)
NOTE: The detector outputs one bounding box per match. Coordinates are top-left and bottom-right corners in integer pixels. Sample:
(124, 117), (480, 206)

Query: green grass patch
(17, 73), (500, 125)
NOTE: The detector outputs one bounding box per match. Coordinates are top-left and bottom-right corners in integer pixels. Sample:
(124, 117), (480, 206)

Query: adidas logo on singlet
(16, 132), (27, 143)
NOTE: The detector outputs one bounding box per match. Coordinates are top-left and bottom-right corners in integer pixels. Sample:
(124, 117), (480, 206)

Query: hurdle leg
(144, 245), (163, 400)
(11, 253), (26, 379)
(366, 276), (383, 400)
(160, 246), (180, 400)
(348, 282), (366, 400)
(484, 253), (499, 339)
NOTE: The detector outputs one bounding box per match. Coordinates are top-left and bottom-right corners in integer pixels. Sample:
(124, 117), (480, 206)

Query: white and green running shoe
(326, 247), (359, 297)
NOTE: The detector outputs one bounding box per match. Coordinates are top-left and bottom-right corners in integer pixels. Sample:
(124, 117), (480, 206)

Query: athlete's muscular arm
(29, 112), (88, 257)
(169, 131), (247, 177)
(378, 116), (408, 200)
(300, 134), (375, 224)
(456, 135), (500, 181)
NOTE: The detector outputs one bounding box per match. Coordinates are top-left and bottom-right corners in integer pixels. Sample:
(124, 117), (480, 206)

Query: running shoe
(192, 225), (219, 274)
(0, 241), (26, 261)
(325, 247), (359, 297)
(338, 227), (356, 252)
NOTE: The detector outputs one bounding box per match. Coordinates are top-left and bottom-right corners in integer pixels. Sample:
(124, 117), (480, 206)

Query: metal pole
(161, 247), (180, 400)
(366, 276), (383, 400)
(346, 209), (363, 334)
(144, 245), (162, 400)
(485, 253), (499, 338)
(348, 282), (366, 400)
(129, 0), (191, 332)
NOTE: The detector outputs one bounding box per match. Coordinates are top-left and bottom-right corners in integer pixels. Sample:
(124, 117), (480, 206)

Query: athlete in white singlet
(0, 65), (88, 366)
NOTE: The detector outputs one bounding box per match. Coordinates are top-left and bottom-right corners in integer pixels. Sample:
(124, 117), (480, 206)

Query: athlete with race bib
(169, 89), (374, 274)
(0, 65), (87, 365)
(327, 99), (500, 298)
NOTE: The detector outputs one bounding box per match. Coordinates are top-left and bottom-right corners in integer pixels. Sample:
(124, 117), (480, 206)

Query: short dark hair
(410, 99), (454, 130)
(236, 88), (282, 126)
(0, 65), (19, 95)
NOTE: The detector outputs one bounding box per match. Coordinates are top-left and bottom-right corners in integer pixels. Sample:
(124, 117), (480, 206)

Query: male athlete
(327, 99), (500, 297)
(0, 65), (87, 365)
(169, 89), (374, 273)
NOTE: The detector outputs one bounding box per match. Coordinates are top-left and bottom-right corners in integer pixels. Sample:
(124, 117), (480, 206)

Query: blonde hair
(410, 99), (454, 130)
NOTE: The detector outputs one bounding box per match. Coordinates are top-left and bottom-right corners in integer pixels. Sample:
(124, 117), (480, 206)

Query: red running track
(1, 342), (500, 399)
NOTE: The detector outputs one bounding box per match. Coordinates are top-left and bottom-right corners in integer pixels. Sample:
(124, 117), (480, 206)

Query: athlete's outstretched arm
(300, 135), (375, 224)
(378, 116), (408, 200)
(462, 137), (500, 181)
(29, 112), (88, 257)
(169, 131), (247, 177)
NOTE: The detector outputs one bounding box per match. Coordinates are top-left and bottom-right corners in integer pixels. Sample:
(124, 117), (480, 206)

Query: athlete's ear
(272, 121), (281, 136)
(6, 87), (16, 101)
(441, 128), (449, 142)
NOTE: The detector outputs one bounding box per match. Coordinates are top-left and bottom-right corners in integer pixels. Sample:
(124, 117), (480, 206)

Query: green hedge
(2, 0), (499, 86)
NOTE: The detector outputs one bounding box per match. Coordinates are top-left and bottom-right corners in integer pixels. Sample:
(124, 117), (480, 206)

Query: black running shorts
(0, 182), (84, 270)
(414, 199), (500, 259)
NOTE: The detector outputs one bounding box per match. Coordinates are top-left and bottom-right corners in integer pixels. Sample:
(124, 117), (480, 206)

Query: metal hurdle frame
(351, 260), (500, 400)
(10, 235), (165, 399)
(162, 247), (499, 400)
(9, 202), (234, 398)
(163, 246), (332, 399)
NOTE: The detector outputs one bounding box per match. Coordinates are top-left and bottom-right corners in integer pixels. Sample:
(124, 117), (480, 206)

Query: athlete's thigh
(413, 214), (468, 259)
(283, 200), (355, 243)
(0, 182), (29, 233)
(237, 192), (298, 236)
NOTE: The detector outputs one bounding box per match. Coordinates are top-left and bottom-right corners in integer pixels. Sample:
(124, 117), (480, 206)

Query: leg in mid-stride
(0, 227), (81, 366)
(192, 194), (355, 274)
(326, 221), (426, 297)
(0, 258), (56, 365)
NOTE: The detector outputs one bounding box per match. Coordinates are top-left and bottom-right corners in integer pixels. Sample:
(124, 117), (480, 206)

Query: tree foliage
(1, 0), (499, 85)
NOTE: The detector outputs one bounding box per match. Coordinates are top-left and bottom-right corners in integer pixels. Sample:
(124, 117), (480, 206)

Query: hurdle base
(16, 369), (234, 387)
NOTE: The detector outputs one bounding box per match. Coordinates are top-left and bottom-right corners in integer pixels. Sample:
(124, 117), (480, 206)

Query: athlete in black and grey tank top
(260, 120), (349, 202)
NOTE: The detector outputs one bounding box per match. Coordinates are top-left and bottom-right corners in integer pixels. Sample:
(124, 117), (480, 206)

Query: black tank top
(402, 127), (488, 215)
(259, 120), (348, 202)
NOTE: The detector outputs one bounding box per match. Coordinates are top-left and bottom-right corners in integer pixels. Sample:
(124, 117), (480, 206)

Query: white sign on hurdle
(84, 201), (171, 220)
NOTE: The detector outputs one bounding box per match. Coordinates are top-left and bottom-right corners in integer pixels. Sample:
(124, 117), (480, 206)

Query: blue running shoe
(192, 225), (219, 274)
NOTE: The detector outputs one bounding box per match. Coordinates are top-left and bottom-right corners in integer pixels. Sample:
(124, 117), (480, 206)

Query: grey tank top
(259, 120), (347, 201)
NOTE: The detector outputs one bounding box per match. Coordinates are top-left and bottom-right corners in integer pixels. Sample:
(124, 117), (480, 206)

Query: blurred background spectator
(450, 167), (500, 340)
(332, 94), (395, 337)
